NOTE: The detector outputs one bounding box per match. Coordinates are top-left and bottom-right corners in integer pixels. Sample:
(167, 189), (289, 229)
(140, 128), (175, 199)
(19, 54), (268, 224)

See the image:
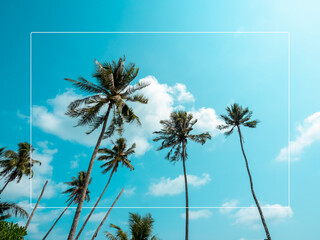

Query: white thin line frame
(29, 31), (291, 209)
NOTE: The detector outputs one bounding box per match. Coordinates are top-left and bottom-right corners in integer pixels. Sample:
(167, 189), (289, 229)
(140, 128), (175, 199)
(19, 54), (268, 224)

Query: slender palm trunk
(25, 180), (48, 229)
(182, 142), (189, 240)
(237, 126), (271, 240)
(75, 169), (115, 240)
(0, 181), (10, 194)
(91, 188), (124, 240)
(67, 104), (112, 240)
(43, 201), (73, 240)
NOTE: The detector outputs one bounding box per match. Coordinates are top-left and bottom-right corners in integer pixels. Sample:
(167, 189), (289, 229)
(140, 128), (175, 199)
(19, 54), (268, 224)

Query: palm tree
(75, 138), (135, 239)
(65, 56), (149, 240)
(25, 180), (48, 229)
(153, 111), (211, 240)
(217, 103), (271, 240)
(105, 212), (159, 240)
(91, 188), (124, 240)
(0, 142), (41, 194)
(43, 171), (91, 240)
(0, 198), (28, 220)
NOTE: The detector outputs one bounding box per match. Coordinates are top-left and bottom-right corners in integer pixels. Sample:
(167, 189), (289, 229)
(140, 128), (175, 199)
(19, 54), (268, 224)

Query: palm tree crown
(0, 142), (41, 186)
(62, 171), (92, 205)
(65, 56), (149, 137)
(0, 198), (28, 220)
(105, 213), (159, 240)
(217, 103), (259, 137)
(98, 138), (135, 174)
(153, 111), (211, 162)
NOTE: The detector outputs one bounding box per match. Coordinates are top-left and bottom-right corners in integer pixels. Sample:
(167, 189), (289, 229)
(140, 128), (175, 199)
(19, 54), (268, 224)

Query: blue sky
(1, 1), (320, 239)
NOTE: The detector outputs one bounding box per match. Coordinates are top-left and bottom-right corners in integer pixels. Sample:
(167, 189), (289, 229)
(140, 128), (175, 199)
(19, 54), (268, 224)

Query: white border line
(30, 31), (290, 209)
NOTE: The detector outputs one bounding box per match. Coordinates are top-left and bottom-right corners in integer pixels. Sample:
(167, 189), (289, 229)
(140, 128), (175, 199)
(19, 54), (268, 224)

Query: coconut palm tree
(0, 142), (41, 194)
(153, 111), (211, 240)
(105, 212), (159, 240)
(217, 103), (271, 240)
(25, 180), (48, 229)
(43, 171), (91, 240)
(0, 198), (28, 220)
(75, 138), (135, 239)
(65, 56), (149, 240)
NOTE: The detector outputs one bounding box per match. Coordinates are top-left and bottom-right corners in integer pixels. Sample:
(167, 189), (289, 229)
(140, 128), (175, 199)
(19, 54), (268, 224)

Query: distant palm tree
(0, 198), (28, 220)
(0, 142), (41, 194)
(153, 111), (211, 240)
(217, 103), (271, 240)
(75, 138), (135, 239)
(65, 57), (149, 240)
(105, 213), (159, 240)
(43, 171), (91, 240)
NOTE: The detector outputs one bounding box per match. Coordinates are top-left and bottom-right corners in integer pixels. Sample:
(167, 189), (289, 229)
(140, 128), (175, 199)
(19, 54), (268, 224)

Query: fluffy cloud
(168, 83), (195, 103)
(220, 200), (293, 228)
(276, 112), (320, 161)
(123, 187), (136, 197)
(28, 76), (220, 156)
(190, 107), (223, 136)
(181, 209), (212, 220)
(70, 153), (87, 169)
(148, 173), (211, 196)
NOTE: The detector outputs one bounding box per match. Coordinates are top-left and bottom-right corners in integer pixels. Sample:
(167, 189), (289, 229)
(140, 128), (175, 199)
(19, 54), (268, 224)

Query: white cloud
(168, 83), (195, 103)
(190, 107), (223, 136)
(276, 112), (320, 161)
(123, 187), (136, 197)
(219, 200), (239, 214)
(70, 153), (87, 169)
(148, 173), (211, 196)
(220, 201), (293, 229)
(181, 209), (212, 220)
(86, 211), (106, 222)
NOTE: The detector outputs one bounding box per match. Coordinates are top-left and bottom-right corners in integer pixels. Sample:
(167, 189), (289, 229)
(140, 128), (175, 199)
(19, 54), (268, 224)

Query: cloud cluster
(276, 112), (320, 161)
(220, 200), (293, 229)
(28, 76), (222, 156)
(148, 173), (211, 196)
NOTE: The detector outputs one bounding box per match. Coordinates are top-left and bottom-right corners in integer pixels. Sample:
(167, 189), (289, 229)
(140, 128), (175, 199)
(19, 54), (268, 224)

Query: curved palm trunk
(0, 181), (10, 194)
(67, 104), (112, 240)
(237, 126), (271, 240)
(25, 180), (48, 229)
(91, 188), (124, 240)
(75, 169), (115, 240)
(182, 142), (189, 240)
(43, 201), (73, 240)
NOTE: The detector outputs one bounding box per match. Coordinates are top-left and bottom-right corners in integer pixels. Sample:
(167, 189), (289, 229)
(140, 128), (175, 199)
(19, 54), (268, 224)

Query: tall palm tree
(25, 180), (48, 229)
(105, 213), (159, 240)
(65, 56), (149, 240)
(0, 142), (41, 194)
(217, 103), (271, 240)
(0, 198), (28, 220)
(153, 111), (211, 240)
(43, 171), (91, 240)
(75, 138), (135, 239)
(91, 188), (124, 240)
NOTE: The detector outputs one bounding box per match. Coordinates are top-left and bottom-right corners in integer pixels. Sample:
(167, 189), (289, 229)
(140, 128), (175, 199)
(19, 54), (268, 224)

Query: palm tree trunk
(182, 142), (189, 240)
(91, 188), (124, 240)
(67, 104), (112, 240)
(0, 181), (10, 195)
(237, 126), (271, 240)
(43, 201), (73, 240)
(25, 180), (48, 229)
(75, 169), (115, 240)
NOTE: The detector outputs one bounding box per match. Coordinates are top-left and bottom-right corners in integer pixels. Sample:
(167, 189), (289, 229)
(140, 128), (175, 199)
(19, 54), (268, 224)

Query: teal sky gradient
(1, 1), (320, 240)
